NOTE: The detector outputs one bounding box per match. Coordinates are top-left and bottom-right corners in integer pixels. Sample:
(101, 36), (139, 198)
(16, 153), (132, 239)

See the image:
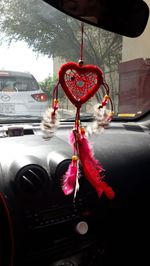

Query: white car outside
(0, 70), (49, 119)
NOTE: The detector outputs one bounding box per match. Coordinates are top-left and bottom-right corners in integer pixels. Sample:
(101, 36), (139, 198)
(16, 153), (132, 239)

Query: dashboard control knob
(75, 221), (88, 235)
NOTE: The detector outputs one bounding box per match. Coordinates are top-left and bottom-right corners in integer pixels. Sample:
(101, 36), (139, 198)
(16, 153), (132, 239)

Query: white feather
(86, 104), (112, 137)
(41, 107), (59, 139)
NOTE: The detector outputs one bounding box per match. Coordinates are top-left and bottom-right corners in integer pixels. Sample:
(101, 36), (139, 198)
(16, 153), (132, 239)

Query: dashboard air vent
(16, 165), (48, 194)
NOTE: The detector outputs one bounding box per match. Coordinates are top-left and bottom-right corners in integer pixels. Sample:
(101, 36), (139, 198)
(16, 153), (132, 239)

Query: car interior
(0, 1), (150, 266)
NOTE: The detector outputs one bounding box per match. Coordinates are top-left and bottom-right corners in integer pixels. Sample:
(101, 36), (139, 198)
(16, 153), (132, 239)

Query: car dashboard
(0, 121), (150, 266)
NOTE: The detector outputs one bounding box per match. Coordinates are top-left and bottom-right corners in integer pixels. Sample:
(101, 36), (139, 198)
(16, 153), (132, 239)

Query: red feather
(62, 159), (77, 195)
(78, 134), (115, 199)
(79, 135), (104, 173)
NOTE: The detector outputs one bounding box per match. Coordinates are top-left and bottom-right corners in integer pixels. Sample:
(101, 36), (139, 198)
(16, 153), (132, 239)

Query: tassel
(62, 155), (79, 196)
(78, 128), (115, 199)
(41, 100), (59, 139)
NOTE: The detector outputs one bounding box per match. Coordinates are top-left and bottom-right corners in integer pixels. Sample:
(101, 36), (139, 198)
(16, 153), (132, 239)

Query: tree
(0, 0), (122, 111)
(39, 74), (70, 110)
(39, 74), (58, 97)
(0, 0), (122, 66)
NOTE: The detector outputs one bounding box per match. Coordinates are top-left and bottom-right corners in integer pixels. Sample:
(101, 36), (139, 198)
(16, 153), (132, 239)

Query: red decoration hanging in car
(58, 61), (103, 107)
(41, 23), (115, 200)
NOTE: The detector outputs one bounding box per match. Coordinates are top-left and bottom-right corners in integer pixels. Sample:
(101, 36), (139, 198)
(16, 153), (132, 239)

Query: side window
(30, 79), (39, 91)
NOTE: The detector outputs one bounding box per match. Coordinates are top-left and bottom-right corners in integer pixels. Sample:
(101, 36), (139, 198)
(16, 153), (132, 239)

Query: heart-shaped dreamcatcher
(41, 23), (115, 200)
(58, 61), (103, 107)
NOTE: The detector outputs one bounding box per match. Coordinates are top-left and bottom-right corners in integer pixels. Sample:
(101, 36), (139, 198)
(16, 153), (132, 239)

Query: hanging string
(80, 22), (84, 62)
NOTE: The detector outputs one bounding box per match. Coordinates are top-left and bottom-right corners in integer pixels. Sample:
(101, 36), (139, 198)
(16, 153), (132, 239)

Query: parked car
(0, 70), (49, 119)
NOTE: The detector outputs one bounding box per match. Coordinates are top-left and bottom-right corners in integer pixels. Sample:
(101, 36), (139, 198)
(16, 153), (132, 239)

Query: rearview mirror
(43, 0), (149, 37)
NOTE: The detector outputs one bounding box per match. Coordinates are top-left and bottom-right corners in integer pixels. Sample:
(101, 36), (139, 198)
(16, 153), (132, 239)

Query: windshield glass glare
(0, 0), (150, 122)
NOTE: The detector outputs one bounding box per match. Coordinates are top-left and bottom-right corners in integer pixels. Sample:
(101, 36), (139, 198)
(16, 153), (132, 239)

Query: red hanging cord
(80, 22), (84, 62)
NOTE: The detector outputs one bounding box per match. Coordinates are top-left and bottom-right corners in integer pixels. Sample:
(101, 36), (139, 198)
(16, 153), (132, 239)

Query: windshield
(0, 0), (149, 123)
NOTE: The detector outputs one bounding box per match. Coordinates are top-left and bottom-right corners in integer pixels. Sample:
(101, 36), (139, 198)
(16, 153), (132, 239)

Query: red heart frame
(59, 62), (104, 108)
